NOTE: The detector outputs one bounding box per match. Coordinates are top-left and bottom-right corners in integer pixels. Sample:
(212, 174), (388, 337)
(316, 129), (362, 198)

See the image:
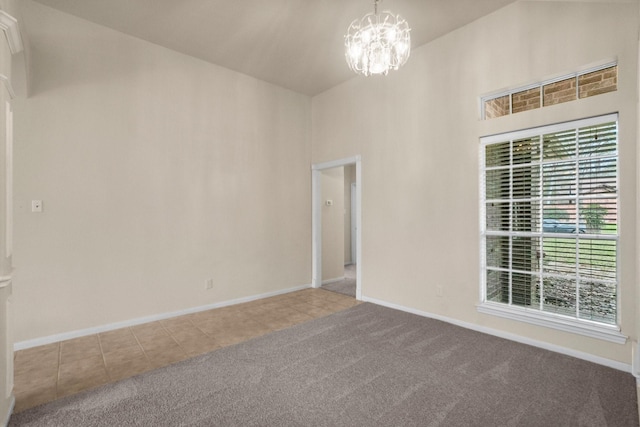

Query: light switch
(31, 200), (43, 212)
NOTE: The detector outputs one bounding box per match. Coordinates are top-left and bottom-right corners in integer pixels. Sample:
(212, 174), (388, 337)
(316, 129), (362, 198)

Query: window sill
(477, 302), (627, 344)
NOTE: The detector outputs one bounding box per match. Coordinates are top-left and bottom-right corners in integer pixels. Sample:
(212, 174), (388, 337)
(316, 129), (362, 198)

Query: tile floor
(12, 287), (360, 413)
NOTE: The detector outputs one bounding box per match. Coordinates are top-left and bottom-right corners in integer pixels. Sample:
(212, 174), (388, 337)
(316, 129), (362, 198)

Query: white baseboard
(633, 341), (640, 378)
(362, 296), (632, 374)
(321, 276), (345, 285)
(14, 284), (311, 351)
(2, 395), (14, 427)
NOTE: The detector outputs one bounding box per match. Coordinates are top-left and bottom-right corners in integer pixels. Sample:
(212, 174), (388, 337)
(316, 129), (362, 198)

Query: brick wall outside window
(485, 95), (510, 119)
(579, 66), (617, 98)
(482, 64), (617, 120)
(512, 87), (541, 114)
(543, 78), (577, 106)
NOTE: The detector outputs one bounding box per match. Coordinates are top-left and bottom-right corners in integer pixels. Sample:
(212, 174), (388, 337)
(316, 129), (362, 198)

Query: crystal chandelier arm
(344, 0), (411, 76)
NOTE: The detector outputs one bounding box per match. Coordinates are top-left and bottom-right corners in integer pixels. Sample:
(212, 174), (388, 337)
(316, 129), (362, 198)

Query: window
(482, 63), (617, 119)
(479, 114), (623, 342)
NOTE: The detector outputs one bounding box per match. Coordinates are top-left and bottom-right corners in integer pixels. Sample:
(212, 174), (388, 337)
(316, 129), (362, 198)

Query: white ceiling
(32, 0), (520, 95)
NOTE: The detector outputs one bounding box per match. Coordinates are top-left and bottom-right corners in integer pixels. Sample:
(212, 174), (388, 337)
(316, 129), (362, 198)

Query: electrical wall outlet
(205, 279), (213, 290)
(31, 200), (43, 212)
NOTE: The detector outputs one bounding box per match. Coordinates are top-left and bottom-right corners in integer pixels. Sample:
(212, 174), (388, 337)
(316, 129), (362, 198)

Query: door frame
(350, 182), (357, 264)
(311, 155), (362, 300)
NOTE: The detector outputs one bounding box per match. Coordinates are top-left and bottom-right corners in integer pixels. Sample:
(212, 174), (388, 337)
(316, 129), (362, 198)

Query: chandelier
(344, 0), (411, 76)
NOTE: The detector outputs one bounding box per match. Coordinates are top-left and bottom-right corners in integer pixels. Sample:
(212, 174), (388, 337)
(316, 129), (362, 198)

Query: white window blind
(480, 114), (619, 330)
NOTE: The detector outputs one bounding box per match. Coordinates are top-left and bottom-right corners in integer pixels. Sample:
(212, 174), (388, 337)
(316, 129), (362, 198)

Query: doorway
(311, 156), (361, 300)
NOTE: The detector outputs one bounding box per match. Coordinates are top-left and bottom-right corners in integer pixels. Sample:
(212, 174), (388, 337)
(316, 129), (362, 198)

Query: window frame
(478, 113), (626, 344)
(480, 61), (618, 120)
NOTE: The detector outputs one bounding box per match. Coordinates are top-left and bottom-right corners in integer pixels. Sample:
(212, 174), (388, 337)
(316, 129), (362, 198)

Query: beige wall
(312, 1), (638, 364)
(12, 1), (312, 343)
(321, 167), (344, 281)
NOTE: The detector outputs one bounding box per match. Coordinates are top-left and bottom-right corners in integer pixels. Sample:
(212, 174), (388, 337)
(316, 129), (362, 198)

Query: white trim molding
(632, 341), (640, 378)
(477, 302), (627, 344)
(0, 276), (10, 289)
(0, 11), (23, 54)
(311, 155), (362, 301)
(480, 60), (617, 119)
(14, 283), (311, 351)
(3, 395), (14, 427)
(311, 156), (361, 172)
(321, 276), (345, 285)
(479, 114), (622, 343)
(363, 296), (631, 373)
(0, 75), (14, 100)
(5, 101), (12, 258)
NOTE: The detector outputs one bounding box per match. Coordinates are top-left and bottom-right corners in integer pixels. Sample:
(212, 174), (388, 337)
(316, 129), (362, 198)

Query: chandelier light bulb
(386, 28), (396, 41)
(344, 0), (411, 76)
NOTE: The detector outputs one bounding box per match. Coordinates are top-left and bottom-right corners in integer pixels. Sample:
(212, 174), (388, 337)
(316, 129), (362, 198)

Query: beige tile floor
(13, 288), (359, 413)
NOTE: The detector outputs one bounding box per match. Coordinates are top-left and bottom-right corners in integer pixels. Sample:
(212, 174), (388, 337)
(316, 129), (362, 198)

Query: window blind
(481, 114), (618, 325)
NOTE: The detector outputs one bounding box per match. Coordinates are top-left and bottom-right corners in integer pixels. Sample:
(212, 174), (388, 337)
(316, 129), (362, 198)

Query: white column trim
(5, 102), (12, 258)
(2, 396), (14, 427)
(0, 11), (23, 54)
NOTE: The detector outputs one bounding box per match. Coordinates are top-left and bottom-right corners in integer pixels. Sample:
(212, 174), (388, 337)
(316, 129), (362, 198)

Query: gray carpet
(322, 264), (356, 297)
(10, 303), (639, 427)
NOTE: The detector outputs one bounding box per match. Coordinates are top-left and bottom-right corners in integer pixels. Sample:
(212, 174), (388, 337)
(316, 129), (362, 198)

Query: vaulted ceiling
(32, 0), (521, 95)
